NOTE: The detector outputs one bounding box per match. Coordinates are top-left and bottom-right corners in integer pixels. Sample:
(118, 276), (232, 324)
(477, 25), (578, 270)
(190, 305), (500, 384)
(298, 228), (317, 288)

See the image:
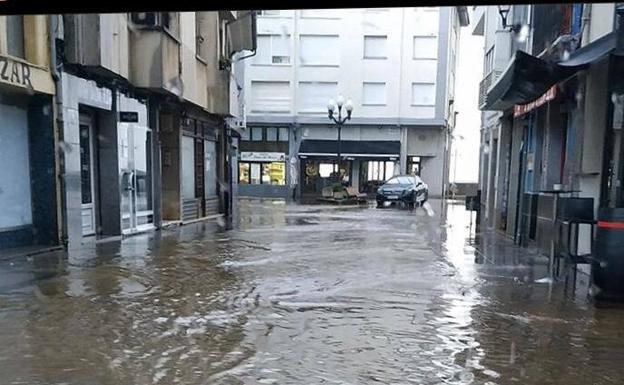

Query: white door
(79, 114), (96, 236)
(119, 123), (154, 234)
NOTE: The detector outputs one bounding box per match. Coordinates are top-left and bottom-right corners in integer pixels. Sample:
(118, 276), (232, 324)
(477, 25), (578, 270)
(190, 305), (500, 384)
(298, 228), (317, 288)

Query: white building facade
(239, 7), (468, 199)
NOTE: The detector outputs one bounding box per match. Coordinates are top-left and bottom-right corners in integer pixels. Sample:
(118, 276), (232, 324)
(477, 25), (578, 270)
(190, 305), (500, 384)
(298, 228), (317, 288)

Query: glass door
(119, 123), (153, 234)
(80, 114), (96, 236)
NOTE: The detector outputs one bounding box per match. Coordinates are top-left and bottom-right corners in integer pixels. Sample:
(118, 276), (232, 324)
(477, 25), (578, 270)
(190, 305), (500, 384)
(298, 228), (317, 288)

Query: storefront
(297, 139), (401, 197)
(237, 125), (291, 198)
(60, 73), (156, 245)
(0, 54), (58, 251)
(238, 151), (289, 197)
(162, 108), (220, 222)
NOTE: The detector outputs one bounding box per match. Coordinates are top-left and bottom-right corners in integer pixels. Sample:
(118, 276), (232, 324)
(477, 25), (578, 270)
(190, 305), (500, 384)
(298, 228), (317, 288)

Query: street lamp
(327, 94), (353, 181)
(497, 5), (522, 33)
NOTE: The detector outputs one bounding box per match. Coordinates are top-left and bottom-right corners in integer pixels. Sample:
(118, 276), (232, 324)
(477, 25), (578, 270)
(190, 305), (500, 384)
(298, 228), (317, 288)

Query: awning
(483, 50), (576, 111)
(298, 140), (400, 158)
(558, 31), (623, 68)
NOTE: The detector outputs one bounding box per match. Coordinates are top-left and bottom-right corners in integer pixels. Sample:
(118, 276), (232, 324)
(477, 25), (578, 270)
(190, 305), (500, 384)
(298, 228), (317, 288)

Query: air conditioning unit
(131, 12), (158, 26)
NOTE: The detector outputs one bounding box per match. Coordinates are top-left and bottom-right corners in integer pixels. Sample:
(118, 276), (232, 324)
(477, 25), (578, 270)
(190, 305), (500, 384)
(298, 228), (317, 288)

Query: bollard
(592, 208), (624, 300)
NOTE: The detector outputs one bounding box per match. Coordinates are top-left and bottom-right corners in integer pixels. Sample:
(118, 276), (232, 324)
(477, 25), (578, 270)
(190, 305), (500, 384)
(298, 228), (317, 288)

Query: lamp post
(327, 95), (353, 181)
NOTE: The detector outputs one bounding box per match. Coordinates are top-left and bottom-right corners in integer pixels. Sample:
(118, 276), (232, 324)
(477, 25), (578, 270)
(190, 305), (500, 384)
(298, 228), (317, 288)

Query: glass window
(250, 163), (261, 184)
(254, 34), (291, 65)
(241, 128), (250, 141)
(268, 162), (286, 185)
(80, 124), (93, 204)
(363, 35), (387, 59)
(319, 163), (334, 177)
(384, 162), (395, 180)
(386, 177), (399, 184)
(262, 163), (271, 184)
(299, 35), (340, 66)
(279, 127), (289, 141)
(239, 163), (250, 184)
(251, 127), (263, 141)
(181, 136), (196, 199)
(7, 16), (25, 58)
(266, 127), (278, 141)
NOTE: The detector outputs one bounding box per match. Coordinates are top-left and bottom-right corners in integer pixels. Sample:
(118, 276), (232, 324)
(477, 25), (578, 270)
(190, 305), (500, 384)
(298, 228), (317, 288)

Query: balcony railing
(478, 70), (502, 110)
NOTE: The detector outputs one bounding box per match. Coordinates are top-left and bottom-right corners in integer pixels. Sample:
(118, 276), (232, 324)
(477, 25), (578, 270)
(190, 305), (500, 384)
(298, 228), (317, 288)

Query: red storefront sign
(513, 85), (558, 117)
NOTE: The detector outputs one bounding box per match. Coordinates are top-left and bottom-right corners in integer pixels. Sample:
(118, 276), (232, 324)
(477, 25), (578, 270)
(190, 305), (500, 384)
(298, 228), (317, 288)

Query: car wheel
(376, 200), (384, 208)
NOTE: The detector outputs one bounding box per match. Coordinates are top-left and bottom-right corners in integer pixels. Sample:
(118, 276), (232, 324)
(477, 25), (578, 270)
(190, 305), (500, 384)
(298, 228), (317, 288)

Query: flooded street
(1, 199), (624, 384)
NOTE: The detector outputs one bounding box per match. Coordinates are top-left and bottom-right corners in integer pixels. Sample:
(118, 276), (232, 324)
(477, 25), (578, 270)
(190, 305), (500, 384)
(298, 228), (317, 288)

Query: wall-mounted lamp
(497, 5), (522, 33)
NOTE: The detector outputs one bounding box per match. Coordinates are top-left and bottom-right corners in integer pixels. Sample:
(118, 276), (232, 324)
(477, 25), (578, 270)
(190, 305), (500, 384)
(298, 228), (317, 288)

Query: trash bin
(592, 208), (624, 299)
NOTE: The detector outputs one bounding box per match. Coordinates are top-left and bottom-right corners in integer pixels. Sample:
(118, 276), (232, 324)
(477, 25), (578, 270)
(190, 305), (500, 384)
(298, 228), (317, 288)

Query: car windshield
(386, 176), (414, 185)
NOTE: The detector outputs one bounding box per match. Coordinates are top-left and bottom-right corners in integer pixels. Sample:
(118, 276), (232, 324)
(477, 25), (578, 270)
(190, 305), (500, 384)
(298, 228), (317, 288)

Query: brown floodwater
(1, 199), (624, 384)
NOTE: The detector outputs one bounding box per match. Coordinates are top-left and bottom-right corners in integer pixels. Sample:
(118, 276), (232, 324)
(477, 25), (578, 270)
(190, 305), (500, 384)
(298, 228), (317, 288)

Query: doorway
(79, 113), (97, 236)
(118, 123), (154, 234)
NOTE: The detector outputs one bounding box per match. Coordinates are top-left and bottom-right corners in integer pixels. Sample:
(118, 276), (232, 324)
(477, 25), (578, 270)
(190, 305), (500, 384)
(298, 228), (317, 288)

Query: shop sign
(119, 111), (139, 122)
(514, 86), (558, 118)
(240, 152), (285, 162)
(0, 55), (33, 89)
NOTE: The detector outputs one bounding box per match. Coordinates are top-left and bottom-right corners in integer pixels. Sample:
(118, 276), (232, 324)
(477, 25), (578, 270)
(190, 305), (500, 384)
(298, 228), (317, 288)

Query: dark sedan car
(376, 175), (428, 208)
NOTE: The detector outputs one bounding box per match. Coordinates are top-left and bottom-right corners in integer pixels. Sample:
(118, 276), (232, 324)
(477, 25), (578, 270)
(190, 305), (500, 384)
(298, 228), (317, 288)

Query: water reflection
(1, 200), (624, 383)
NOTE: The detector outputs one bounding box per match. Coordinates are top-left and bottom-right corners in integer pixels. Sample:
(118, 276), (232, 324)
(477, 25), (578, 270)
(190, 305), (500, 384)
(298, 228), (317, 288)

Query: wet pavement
(1, 199), (624, 384)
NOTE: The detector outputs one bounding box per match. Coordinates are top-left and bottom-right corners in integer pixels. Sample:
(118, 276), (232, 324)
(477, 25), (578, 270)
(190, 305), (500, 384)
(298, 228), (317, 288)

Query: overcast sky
(450, 26), (484, 184)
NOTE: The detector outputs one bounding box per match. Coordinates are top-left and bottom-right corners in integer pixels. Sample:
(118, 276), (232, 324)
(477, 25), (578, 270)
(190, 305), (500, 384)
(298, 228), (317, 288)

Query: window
(181, 136), (196, 199)
(250, 81), (290, 112)
(299, 35), (340, 66)
(251, 127), (263, 141)
(411, 83), (436, 105)
(250, 163), (261, 184)
(319, 163), (335, 177)
(279, 127), (289, 141)
(366, 161), (395, 181)
(239, 162), (286, 185)
(407, 156), (421, 175)
(266, 127), (278, 141)
(254, 34), (291, 65)
(413, 36), (438, 59)
(6, 15), (25, 58)
(239, 163), (250, 184)
(484, 47), (494, 75)
(298, 82), (338, 113)
(363, 35), (387, 59)
(362, 82), (387, 105)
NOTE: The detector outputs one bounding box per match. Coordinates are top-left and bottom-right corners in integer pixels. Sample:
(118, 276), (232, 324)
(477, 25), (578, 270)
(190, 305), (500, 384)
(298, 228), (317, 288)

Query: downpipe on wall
(50, 14), (68, 248)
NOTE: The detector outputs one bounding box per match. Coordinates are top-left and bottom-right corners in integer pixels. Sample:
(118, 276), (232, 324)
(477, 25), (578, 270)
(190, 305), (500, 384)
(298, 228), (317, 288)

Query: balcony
(129, 27), (181, 95)
(478, 70), (502, 110)
(63, 14), (130, 81)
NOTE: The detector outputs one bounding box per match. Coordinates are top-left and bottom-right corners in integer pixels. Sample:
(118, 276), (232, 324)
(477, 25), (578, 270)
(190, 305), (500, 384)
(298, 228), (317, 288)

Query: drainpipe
(50, 14), (68, 248)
